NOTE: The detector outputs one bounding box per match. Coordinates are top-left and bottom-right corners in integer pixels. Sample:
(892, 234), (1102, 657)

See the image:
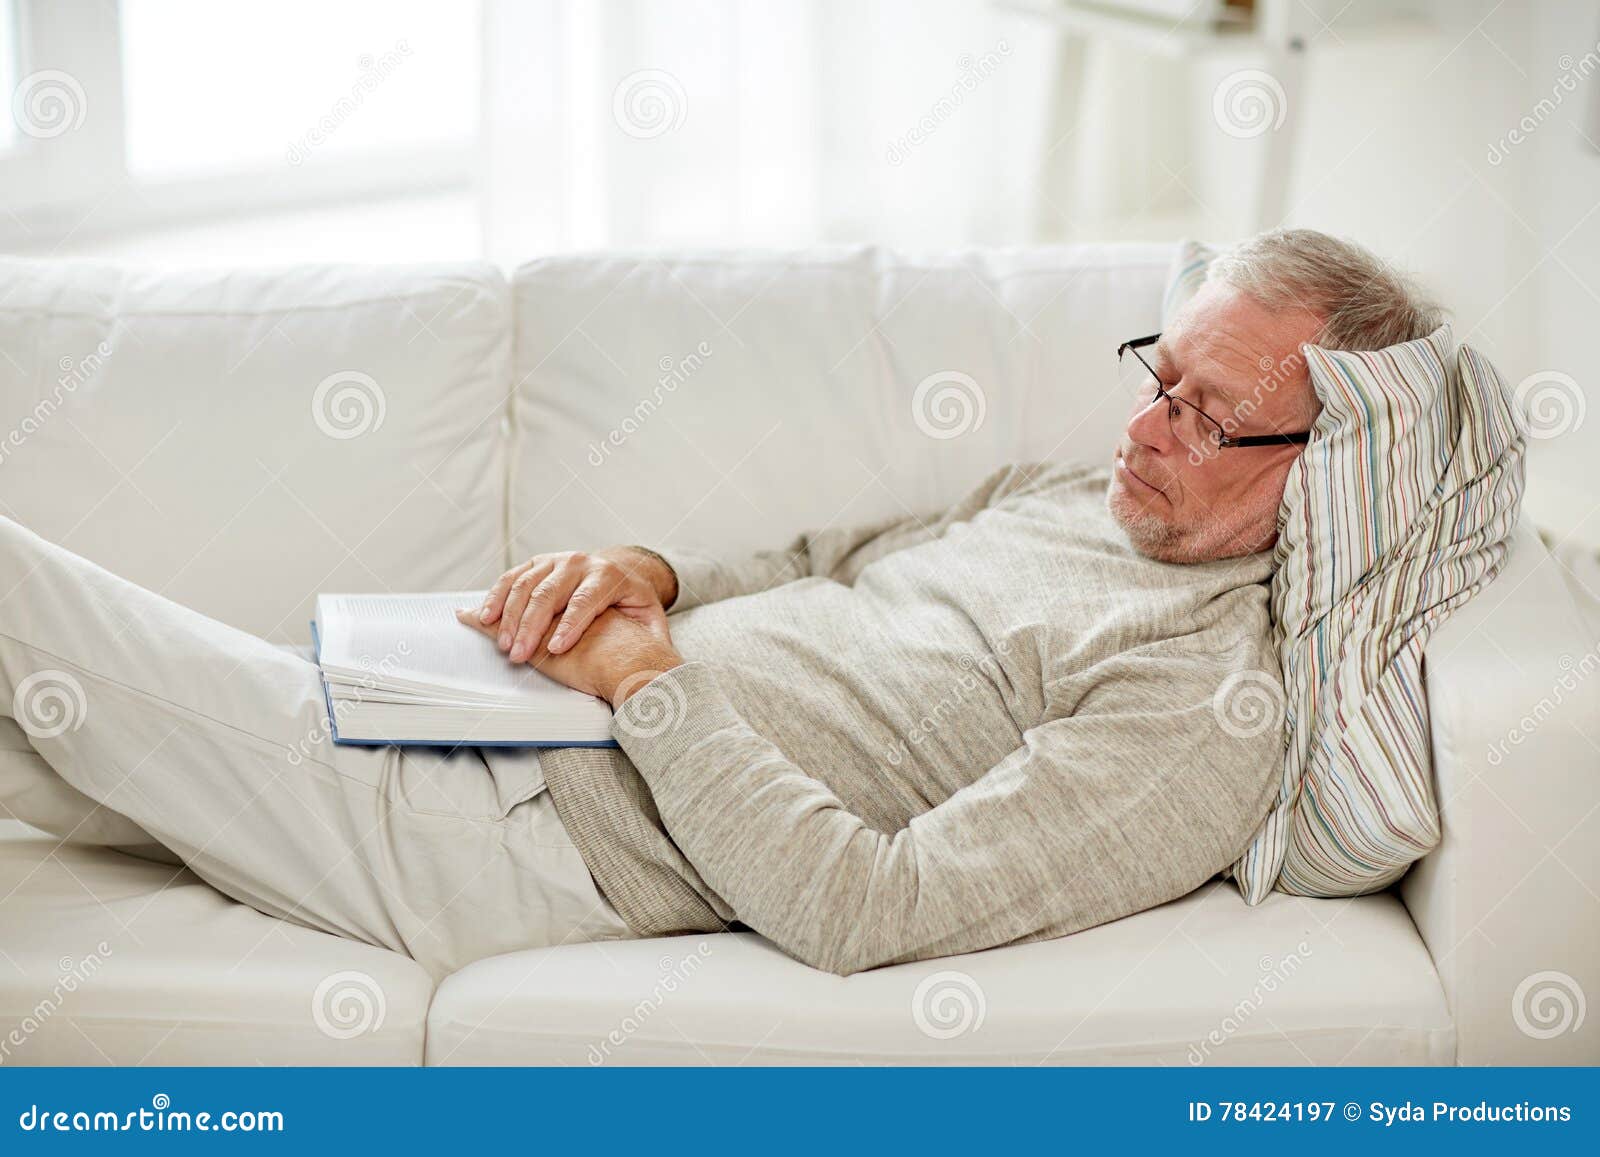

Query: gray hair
(1207, 228), (1443, 351)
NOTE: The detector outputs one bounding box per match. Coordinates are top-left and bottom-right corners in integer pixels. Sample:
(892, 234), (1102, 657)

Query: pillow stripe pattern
(1233, 325), (1526, 902)
(1161, 245), (1213, 320)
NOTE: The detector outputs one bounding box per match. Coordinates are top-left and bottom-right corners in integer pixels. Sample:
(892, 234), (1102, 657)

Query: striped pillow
(1162, 239), (1217, 320)
(1164, 244), (1527, 901)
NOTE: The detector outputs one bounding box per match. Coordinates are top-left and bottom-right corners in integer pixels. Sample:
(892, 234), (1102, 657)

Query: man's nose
(1125, 393), (1175, 450)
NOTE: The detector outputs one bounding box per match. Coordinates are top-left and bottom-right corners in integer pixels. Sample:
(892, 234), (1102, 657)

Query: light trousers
(0, 518), (630, 979)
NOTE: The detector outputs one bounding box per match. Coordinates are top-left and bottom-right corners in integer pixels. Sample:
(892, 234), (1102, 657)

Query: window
(1, 0), (479, 250)
(120, 0), (477, 178)
(0, 0), (17, 153)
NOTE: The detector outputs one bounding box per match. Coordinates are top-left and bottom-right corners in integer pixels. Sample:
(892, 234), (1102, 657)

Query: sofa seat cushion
(425, 881), (1454, 1065)
(0, 835), (433, 1065)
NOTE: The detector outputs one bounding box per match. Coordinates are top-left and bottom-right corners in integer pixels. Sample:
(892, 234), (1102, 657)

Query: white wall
(1179, 0), (1598, 548)
(9, 0), (1594, 553)
(1527, 0), (1600, 549)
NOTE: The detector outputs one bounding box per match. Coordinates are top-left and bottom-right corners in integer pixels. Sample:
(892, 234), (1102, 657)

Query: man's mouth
(1116, 452), (1165, 498)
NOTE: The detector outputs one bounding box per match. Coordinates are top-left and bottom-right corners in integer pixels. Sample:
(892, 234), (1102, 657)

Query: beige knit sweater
(537, 462), (1282, 975)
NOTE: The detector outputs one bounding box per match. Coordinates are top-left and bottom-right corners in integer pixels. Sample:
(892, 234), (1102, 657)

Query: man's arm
(475, 462), (1054, 656)
(608, 650), (1280, 976)
(663, 462), (1053, 612)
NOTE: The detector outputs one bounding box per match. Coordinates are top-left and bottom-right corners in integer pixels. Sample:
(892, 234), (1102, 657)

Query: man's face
(1107, 282), (1324, 564)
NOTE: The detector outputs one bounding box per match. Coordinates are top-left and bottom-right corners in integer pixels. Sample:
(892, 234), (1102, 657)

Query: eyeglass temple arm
(1224, 432), (1312, 447)
(1119, 335), (1313, 447)
(1116, 334), (1161, 356)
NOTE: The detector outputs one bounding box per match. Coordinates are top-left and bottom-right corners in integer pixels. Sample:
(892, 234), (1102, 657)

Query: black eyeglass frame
(1117, 333), (1311, 450)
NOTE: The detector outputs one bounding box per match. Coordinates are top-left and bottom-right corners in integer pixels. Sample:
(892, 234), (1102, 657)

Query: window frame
(0, 0), (475, 252)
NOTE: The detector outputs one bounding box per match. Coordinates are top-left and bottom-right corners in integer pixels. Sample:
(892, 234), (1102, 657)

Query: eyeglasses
(1117, 333), (1311, 463)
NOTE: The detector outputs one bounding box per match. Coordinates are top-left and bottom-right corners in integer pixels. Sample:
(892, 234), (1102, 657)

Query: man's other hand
(475, 547), (678, 662)
(456, 605), (682, 708)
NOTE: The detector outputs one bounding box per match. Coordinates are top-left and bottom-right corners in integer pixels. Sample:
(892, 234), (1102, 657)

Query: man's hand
(475, 547), (678, 662)
(456, 604), (682, 708)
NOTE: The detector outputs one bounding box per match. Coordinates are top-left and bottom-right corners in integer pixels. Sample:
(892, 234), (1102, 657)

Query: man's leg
(0, 517), (629, 977)
(1, 715), (180, 862)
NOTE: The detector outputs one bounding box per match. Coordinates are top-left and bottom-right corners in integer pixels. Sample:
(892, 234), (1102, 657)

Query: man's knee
(0, 729), (165, 851)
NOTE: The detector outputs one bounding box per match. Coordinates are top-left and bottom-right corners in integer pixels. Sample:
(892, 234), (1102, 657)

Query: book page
(316, 592), (598, 707)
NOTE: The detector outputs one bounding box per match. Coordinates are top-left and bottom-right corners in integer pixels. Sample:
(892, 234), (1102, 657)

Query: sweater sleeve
(612, 655), (1280, 976)
(659, 462), (1054, 611)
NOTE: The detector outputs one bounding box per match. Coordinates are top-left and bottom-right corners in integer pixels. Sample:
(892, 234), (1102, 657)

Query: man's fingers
(480, 561), (535, 625)
(509, 567), (582, 662)
(525, 616), (568, 678)
(474, 551), (666, 663)
(499, 561), (560, 649)
(481, 563), (531, 624)
(455, 608), (497, 638)
(548, 573), (620, 654)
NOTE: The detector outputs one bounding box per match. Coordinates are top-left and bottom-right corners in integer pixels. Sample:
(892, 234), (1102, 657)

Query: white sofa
(0, 244), (1595, 1066)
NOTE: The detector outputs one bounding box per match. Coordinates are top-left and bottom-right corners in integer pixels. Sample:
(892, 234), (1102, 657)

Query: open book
(311, 592), (617, 747)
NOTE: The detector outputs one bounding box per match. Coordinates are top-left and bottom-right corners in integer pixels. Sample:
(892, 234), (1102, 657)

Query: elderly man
(0, 229), (1440, 977)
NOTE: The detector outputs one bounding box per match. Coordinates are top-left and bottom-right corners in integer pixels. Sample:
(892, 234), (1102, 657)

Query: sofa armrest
(1404, 522), (1600, 1064)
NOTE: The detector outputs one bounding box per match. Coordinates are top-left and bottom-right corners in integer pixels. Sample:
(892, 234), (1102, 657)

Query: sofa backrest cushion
(0, 260), (509, 642)
(507, 244), (1173, 558)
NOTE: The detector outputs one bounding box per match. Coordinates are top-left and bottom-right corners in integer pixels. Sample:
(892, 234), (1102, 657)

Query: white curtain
(479, 0), (1064, 262)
